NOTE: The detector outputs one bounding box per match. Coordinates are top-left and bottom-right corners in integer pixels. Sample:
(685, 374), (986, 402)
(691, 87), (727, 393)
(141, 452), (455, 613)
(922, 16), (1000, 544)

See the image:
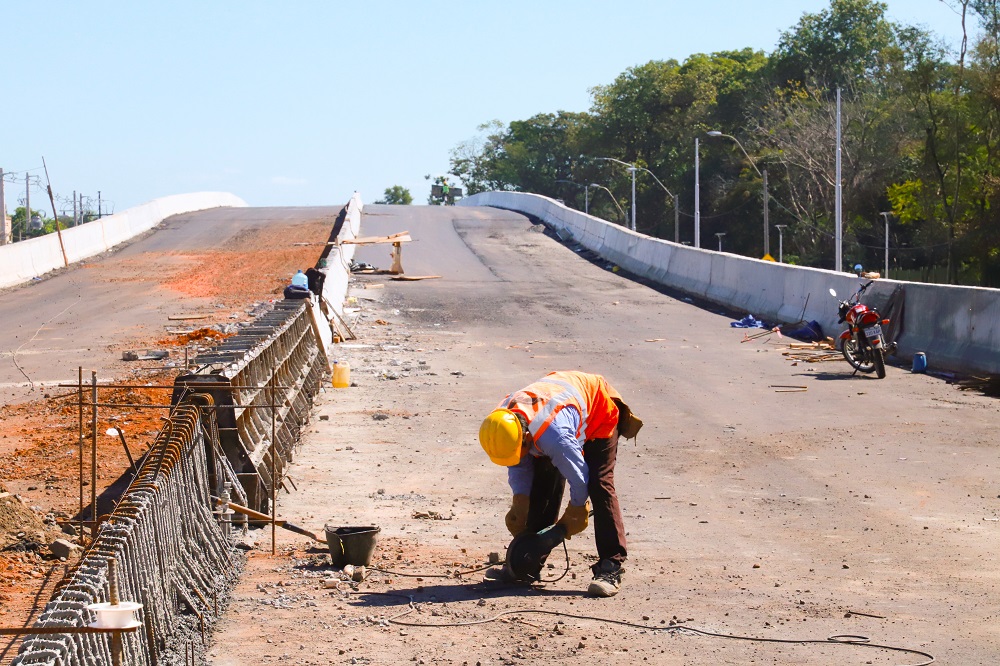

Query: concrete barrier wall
(460, 191), (1000, 375)
(319, 192), (363, 320)
(0, 191), (247, 290)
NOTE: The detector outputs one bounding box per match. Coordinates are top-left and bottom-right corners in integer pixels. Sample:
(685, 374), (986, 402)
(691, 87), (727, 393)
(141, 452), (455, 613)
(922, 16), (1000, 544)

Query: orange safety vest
(500, 371), (620, 450)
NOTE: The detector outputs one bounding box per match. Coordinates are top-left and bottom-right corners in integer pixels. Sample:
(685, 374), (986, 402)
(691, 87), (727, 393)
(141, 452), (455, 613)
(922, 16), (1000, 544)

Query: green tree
(773, 0), (898, 88)
(442, 0), (1000, 284)
(10, 206), (50, 240)
(448, 113), (591, 198)
(374, 185), (413, 205)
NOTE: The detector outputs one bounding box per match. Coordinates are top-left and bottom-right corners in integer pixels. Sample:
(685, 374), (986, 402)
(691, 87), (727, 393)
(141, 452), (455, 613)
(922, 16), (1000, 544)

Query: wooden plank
(167, 314), (211, 321)
(390, 275), (441, 281)
(341, 232), (412, 245)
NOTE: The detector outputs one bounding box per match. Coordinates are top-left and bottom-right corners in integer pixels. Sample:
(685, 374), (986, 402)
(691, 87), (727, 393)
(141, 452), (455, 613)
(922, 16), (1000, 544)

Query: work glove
(612, 398), (643, 440)
(505, 494), (530, 536)
(557, 501), (590, 539)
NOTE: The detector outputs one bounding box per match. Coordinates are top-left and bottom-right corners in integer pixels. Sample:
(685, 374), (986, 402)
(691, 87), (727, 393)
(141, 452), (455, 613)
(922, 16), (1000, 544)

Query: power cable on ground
(333, 553), (934, 666)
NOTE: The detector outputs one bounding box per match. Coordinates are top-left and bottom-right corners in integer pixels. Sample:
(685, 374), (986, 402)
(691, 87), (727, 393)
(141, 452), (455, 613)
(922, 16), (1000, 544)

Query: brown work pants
(523, 431), (627, 568)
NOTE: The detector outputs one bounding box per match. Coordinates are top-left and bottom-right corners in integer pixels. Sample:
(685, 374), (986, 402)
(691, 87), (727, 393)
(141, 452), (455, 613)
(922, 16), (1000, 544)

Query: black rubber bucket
(325, 525), (380, 567)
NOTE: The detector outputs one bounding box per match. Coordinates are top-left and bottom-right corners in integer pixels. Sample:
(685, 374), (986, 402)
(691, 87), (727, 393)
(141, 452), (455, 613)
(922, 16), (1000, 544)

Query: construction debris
(412, 510), (453, 520)
(782, 339), (840, 363)
(122, 349), (170, 361)
(956, 375), (1000, 397)
(167, 314), (211, 321)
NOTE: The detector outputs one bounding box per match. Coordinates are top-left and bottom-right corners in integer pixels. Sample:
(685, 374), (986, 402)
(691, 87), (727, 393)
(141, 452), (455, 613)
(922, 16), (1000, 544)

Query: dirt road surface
(207, 204), (999, 665)
(0, 206), (339, 405)
(0, 206), (336, 648)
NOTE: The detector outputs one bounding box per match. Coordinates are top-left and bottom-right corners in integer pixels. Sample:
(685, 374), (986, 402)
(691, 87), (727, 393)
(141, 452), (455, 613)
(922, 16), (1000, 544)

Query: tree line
(448, 0), (1000, 286)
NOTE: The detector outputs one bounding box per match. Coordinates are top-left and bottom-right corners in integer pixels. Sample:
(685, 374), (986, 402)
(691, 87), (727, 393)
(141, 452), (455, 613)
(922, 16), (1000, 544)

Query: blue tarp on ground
(731, 314), (766, 329)
(782, 320), (824, 342)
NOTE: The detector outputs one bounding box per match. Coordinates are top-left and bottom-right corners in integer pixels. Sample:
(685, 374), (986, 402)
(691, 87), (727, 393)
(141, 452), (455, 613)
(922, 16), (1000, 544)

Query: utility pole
(24, 176), (30, 241)
(42, 157), (69, 268)
(835, 87), (843, 272)
(73, 190), (77, 226)
(0, 168), (7, 245)
(880, 212), (891, 278)
(98, 191), (102, 219)
(694, 138), (701, 248)
(673, 193), (680, 244)
(762, 169), (770, 257)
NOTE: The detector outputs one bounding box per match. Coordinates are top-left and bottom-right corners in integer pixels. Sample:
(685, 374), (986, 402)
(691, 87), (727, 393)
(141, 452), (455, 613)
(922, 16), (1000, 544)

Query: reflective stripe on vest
(501, 376), (590, 447)
(523, 377), (588, 442)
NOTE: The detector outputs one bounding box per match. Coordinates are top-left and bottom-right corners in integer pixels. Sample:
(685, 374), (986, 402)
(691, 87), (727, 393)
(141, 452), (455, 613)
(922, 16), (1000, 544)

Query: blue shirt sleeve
(535, 406), (590, 506)
(507, 454), (534, 496)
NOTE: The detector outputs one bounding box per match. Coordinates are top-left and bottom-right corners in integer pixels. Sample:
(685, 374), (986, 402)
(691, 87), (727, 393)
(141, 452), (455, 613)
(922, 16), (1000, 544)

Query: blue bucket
(912, 352), (927, 373)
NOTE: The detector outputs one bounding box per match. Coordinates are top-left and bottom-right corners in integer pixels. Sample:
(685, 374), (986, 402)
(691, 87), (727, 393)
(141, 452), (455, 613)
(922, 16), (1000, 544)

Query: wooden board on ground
(167, 314), (211, 321)
(390, 275), (441, 281)
(788, 341), (835, 350)
(340, 232), (412, 245)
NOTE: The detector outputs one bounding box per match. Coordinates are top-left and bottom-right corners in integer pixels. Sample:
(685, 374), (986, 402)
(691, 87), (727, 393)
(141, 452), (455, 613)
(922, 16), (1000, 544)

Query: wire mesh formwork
(11, 403), (235, 666)
(173, 298), (328, 512)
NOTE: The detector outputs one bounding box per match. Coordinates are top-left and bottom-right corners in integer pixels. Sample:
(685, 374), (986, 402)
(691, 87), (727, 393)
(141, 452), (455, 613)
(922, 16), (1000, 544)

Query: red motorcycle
(829, 281), (894, 379)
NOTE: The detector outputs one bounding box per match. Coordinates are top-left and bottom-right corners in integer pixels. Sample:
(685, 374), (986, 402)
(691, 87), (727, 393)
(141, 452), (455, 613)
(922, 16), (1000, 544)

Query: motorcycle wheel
(842, 339), (876, 373)
(873, 348), (886, 379)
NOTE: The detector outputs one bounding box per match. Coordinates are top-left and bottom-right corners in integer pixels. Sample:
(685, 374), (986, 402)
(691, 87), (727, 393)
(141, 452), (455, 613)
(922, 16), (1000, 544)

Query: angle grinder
(503, 523), (568, 582)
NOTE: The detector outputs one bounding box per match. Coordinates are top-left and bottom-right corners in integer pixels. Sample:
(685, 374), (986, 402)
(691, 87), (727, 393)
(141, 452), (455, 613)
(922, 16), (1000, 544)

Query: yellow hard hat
(479, 408), (523, 466)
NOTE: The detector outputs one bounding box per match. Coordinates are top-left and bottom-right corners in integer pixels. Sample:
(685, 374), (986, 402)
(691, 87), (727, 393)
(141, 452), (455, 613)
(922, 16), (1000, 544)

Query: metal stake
(91, 371), (98, 530)
(270, 382), (277, 556)
(78, 367), (85, 541)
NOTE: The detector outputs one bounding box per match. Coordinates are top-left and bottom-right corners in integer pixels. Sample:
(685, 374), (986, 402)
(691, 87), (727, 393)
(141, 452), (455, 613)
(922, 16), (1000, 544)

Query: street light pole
(24, 175), (30, 242)
(627, 164), (678, 242)
(775, 225), (787, 263)
(762, 169), (769, 255)
(835, 87), (843, 272)
(880, 212), (891, 278)
(706, 130), (769, 257)
(555, 179), (591, 215)
(694, 138), (701, 248)
(715, 232), (726, 252)
(629, 167), (636, 232)
(594, 157), (637, 231)
(0, 168), (6, 245)
(589, 183), (627, 223)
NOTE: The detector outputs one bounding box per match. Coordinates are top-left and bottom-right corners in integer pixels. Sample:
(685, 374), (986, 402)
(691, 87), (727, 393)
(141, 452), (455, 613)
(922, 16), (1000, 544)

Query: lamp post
(880, 212), (891, 278)
(774, 225), (787, 263)
(629, 165), (680, 243)
(694, 138), (701, 248)
(707, 130), (769, 257)
(715, 232), (726, 252)
(595, 157), (637, 232)
(589, 183), (628, 223)
(555, 179), (593, 214)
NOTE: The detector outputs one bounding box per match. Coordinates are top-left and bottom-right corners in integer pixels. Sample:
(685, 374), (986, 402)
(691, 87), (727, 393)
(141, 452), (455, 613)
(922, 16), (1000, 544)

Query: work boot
(587, 560), (623, 597)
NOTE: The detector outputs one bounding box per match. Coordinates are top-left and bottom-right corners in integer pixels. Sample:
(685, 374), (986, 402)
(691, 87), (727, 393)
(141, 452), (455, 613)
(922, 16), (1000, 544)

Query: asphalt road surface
(0, 206), (338, 404)
(204, 203), (1000, 665)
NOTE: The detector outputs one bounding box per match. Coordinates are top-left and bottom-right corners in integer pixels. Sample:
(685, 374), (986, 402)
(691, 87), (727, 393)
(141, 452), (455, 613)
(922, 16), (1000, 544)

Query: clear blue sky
(1, 1), (971, 213)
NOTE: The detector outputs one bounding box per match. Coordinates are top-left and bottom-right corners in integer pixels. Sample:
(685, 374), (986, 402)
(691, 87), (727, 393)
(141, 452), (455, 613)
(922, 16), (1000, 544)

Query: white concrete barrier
(0, 192), (247, 290)
(460, 191), (1000, 375)
(319, 192), (363, 322)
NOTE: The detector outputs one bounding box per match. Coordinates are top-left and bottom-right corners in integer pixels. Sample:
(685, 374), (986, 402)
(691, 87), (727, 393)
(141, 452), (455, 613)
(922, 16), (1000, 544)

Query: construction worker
(479, 371), (642, 597)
